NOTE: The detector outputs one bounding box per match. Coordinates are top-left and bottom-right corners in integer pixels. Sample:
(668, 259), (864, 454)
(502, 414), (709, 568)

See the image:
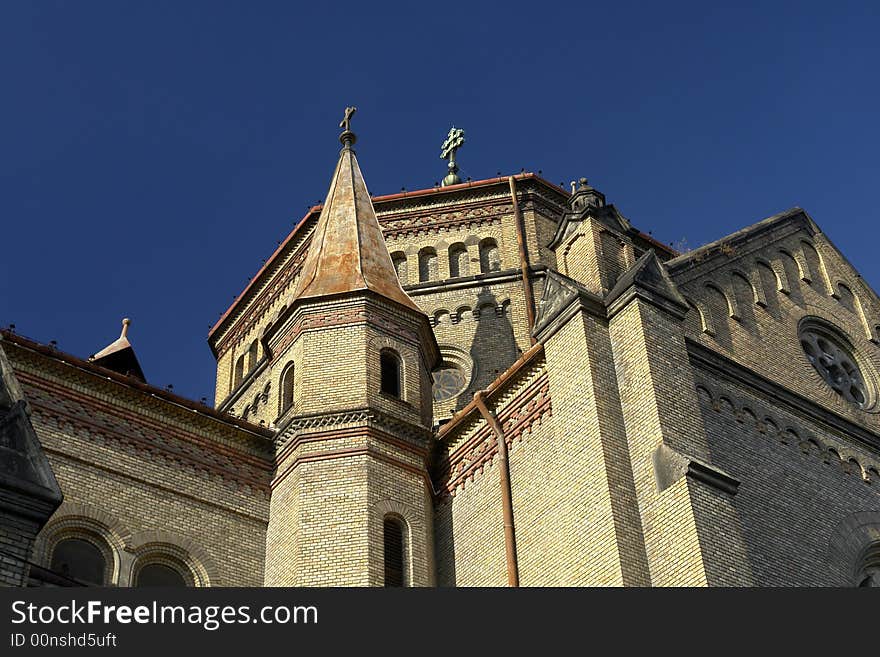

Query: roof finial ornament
(440, 126), (465, 187)
(339, 106), (357, 148)
(120, 318), (131, 339)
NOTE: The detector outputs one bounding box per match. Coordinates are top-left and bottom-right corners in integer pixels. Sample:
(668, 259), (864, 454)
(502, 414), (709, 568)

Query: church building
(2, 111), (879, 587)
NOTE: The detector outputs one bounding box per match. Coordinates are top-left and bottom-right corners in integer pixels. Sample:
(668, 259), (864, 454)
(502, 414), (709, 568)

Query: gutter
(473, 390), (520, 587)
(436, 342), (546, 586)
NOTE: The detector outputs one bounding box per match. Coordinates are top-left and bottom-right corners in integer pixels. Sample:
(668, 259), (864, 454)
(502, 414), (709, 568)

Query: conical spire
(292, 109), (422, 313)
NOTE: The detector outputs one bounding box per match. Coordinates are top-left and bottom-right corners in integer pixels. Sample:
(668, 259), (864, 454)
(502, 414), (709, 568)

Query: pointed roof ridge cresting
(291, 109), (423, 313)
(90, 317), (146, 382)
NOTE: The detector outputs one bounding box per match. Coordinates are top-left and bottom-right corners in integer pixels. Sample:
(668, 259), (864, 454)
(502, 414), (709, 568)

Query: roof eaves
(0, 331), (274, 439)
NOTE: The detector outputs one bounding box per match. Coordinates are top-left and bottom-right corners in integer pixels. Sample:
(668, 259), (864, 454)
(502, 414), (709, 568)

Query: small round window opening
(432, 365), (467, 402)
(799, 322), (869, 408)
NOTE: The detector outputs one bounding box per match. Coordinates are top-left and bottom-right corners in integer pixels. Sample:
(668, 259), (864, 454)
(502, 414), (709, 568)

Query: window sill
(380, 392), (414, 408)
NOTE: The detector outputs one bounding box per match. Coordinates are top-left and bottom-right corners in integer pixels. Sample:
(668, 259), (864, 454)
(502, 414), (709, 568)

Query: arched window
(479, 238), (500, 273)
(234, 354), (245, 387)
(448, 243), (469, 278)
(280, 362), (295, 415)
(380, 350), (402, 398)
(857, 543), (880, 587)
(383, 516), (408, 587)
(418, 247), (437, 282)
(391, 251), (408, 284)
(135, 563), (187, 587)
(50, 538), (106, 585)
(247, 340), (259, 371)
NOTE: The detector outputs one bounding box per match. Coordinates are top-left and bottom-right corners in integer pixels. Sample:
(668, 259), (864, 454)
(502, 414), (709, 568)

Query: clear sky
(2, 1), (878, 403)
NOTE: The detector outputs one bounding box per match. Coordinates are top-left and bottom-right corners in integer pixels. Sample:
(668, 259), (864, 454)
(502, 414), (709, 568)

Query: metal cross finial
(340, 106), (357, 132)
(440, 126), (466, 187)
(440, 126), (465, 163)
(339, 106), (358, 148)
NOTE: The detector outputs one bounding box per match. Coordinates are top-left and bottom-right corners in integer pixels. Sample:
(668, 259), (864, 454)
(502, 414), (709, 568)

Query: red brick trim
(438, 371), (551, 497)
(22, 375), (272, 489)
(270, 302), (423, 365)
(1, 331), (272, 438)
(271, 444), (430, 492)
(275, 424), (428, 465)
(209, 174), (572, 349)
(42, 446), (269, 521)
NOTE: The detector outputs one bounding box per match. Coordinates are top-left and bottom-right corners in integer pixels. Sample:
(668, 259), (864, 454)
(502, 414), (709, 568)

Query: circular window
(432, 365), (467, 402)
(799, 321), (869, 408)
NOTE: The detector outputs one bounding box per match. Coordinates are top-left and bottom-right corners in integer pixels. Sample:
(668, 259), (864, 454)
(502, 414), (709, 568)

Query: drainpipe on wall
(509, 176), (537, 344)
(473, 390), (520, 587)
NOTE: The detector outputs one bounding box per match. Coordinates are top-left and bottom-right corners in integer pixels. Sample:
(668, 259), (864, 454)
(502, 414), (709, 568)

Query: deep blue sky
(2, 2), (878, 403)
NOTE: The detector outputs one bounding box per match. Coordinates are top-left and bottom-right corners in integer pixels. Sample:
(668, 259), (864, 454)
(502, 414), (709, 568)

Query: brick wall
(5, 341), (272, 586)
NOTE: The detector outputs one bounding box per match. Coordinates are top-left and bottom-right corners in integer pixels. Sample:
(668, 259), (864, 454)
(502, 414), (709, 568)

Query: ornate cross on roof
(440, 126), (465, 187)
(440, 126), (465, 162)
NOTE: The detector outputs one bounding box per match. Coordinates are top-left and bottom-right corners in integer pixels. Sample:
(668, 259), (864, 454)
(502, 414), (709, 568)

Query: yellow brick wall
(538, 310), (650, 585)
(676, 228), (880, 435)
(264, 291), (435, 586)
(6, 343), (272, 587)
(608, 298), (753, 586)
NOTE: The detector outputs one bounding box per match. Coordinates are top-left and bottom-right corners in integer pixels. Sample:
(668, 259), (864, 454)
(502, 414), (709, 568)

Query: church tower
(264, 110), (440, 586)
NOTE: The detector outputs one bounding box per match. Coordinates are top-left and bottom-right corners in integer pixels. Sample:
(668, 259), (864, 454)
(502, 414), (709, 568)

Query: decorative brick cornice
(266, 293), (437, 374)
(275, 406), (431, 452)
(40, 447), (269, 520)
(20, 374), (273, 491)
(271, 443), (432, 494)
(1, 332), (272, 441)
(688, 339), (880, 454)
(210, 175), (569, 356)
(666, 208), (816, 283)
(437, 371), (551, 497)
(380, 203), (509, 239)
(213, 244), (311, 358)
(693, 372), (880, 484)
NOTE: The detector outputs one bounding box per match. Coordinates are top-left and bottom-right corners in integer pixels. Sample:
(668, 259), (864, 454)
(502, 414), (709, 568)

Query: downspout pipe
(509, 176), (537, 345)
(473, 390), (520, 587)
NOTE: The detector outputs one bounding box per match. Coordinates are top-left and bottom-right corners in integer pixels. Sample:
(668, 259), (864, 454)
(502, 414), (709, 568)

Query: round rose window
(432, 365), (467, 402)
(800, 324), (868, 408)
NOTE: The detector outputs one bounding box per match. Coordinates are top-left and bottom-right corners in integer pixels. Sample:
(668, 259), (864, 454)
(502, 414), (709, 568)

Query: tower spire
(292, 108), (422, 313)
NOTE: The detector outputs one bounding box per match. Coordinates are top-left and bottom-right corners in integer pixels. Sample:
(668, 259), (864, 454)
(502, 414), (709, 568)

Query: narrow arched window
(380, 350), (401, 398)
(135, 563), (187, 587)
(383, 516), (407, 587)
(50, 538), (106, 585)
(479, 238), (500, 273)
(247, 340), (259, 371)
(448, 243), (468, 278)
(856, 543), (880, 587)
(234, 354), (245, 386)
(391, 251), (408, 284)
(280, 362), (295, 415)
(418, 247), (437, 282)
